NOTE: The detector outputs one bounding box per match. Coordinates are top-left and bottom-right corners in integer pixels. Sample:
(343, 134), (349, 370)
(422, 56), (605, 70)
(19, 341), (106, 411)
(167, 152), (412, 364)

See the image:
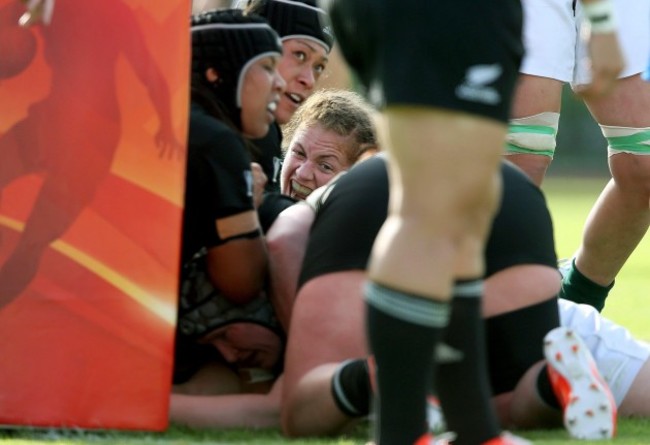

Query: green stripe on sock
(365, 282), (450, 328)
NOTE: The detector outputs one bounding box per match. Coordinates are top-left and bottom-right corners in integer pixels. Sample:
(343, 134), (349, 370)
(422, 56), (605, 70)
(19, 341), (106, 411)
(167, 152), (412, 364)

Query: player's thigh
(510, 74), (564, 118)
(620, 359), (650, 416)
(484, 266), (560, 317)
(384, 108), (507, 221)
(586, 75), (650, 127)
(283, 271), (367, 393)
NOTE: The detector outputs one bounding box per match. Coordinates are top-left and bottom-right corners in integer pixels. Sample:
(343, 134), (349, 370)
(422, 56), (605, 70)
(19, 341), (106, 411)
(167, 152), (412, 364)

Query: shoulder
(257, 122), (282, 145)
(250, 122), (283, 154)
(328, 155), (388, 201)
(189, 103), (245, 152)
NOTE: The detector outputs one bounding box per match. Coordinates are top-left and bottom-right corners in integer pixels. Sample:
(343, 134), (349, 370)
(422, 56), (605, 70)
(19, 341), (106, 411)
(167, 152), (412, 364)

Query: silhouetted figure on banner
(0, 0), (182, 308)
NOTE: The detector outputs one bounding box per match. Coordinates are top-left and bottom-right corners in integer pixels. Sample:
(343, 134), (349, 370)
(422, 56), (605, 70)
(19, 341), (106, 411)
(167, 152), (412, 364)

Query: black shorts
(298, 156), (388, 288)
(330, 0), (524, 122)
(486, 161), (558, 276)
(486, 298), (560, 395)
(299, 158), (556, 289)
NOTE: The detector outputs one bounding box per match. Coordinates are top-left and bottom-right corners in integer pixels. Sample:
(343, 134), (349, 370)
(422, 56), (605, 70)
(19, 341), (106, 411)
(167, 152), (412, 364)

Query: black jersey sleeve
(182, 105), (257, 261)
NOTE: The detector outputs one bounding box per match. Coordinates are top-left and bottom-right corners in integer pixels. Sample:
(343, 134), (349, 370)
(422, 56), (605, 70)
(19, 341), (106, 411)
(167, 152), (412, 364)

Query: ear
(356, 144), (380, 163)
(205, 68), (219, 83)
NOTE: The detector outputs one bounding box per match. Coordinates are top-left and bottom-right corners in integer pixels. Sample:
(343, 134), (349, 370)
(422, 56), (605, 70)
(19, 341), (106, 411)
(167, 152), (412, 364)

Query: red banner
(0, 0), (189, 430)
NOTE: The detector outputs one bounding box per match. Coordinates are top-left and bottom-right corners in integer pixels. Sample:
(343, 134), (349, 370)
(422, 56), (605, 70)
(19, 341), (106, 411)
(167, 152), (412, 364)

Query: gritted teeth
(291, 180), (313, 196)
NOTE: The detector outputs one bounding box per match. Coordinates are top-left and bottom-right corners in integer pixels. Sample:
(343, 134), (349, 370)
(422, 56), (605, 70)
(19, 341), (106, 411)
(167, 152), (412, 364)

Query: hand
(575, 31), (624, 100)
(155, 125), (186, 161)
(251, 162), (267, 209)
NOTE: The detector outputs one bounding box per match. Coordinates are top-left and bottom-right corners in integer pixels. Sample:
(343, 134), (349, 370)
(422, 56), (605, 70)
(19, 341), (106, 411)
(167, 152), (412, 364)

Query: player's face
(274, 38), (328, 125)
(240, 55), (285, 139)
(199, 323), (282, 371)
(281, 123), (354, 200)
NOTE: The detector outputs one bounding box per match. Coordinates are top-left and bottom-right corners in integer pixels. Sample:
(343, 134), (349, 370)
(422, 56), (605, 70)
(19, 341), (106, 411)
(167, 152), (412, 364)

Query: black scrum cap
(191, 9), (282, 110)
(250, 0), (334, 53)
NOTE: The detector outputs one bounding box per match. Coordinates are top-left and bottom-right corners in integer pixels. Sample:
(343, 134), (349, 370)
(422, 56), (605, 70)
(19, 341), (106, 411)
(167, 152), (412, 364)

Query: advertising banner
(0, 0), (189, 430)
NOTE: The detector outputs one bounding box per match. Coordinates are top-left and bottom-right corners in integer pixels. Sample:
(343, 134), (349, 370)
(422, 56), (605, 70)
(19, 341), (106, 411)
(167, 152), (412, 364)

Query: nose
(275, 70), (286, 93)
(295, 160), (315, 180)
(297, 65), (316, 90)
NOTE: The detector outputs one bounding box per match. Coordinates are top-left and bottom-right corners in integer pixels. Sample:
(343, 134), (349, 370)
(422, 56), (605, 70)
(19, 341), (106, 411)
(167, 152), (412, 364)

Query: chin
(244, 125), (269, 139)
(275, 108), (293, 126)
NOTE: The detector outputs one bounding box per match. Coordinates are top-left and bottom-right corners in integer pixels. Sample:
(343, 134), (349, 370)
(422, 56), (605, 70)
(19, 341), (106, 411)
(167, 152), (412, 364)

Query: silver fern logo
(244, 169), (253, 197)
(455, 64), (503, 105)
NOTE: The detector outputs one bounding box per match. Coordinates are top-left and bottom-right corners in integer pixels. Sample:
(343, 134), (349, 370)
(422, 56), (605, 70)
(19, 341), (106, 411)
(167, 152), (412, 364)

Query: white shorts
(520, 0), (650, 86)
(559, 298), (650, 406)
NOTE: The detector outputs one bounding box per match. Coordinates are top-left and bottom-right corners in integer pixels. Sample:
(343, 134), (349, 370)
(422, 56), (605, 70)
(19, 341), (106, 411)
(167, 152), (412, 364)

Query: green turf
(1, 176), (648, 444)
(3, 419), (650, 444)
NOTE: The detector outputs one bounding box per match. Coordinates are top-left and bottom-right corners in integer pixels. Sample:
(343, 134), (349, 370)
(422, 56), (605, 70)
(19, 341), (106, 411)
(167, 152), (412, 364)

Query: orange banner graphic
(0, 0), (189, 430)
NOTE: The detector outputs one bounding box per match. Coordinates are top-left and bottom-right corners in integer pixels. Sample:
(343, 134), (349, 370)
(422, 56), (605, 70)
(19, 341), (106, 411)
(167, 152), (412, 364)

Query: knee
(505, 112), (559, 184)
(603, 126), (650, 194)
(609, 154), (650, 196)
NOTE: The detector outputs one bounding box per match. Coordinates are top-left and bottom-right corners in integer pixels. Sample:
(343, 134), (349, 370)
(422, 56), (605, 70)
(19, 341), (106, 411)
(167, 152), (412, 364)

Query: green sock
(559, 259), (613, 312)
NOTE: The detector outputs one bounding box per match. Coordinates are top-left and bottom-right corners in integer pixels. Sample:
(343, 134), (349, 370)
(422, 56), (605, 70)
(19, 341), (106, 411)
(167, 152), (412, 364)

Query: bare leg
(370, 108), (504, 292)
(574, 74), (650, 291)
(281, 271), (367, 437)
(366, 107), (505, 445)
(618, 358), (650, 417)
(506, 361), (562, 429)
(575, 172), (650, 286)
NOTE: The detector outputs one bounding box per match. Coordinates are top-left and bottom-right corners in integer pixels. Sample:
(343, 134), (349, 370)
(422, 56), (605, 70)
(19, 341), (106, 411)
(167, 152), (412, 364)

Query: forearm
(170, 385), (282, 429)
(207, 235), (269, 304)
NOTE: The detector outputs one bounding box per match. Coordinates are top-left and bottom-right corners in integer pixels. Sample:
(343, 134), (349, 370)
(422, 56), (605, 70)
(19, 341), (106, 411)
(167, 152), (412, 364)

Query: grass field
(1, 176), (649, 444)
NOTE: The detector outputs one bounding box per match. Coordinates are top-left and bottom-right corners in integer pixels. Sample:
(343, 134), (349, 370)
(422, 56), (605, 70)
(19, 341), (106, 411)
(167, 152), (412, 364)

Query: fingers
(574, 71), (618, 99)
(251, 162), (268, 187)
(250, 162), (267, 209)
(155, 130), (186, 160)
(576, 32), (624, 100)
(156, 141), (185, 160)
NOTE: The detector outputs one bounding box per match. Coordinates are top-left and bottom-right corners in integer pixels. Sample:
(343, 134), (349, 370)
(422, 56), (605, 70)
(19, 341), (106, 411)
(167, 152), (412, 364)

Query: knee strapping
(505, 112), (560, 158)
(600, 125), (650, 157)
